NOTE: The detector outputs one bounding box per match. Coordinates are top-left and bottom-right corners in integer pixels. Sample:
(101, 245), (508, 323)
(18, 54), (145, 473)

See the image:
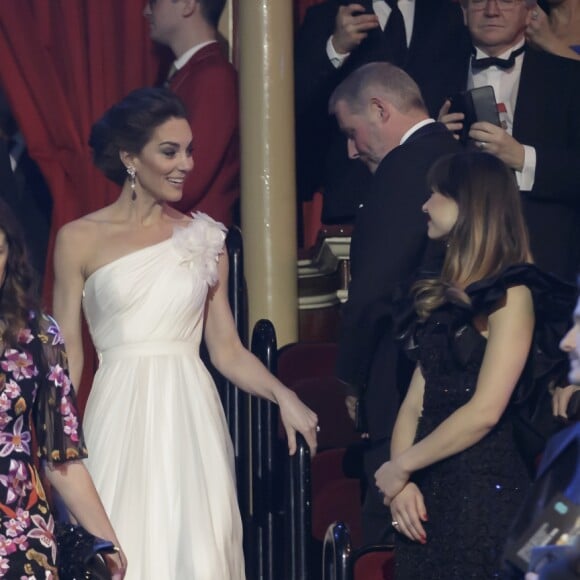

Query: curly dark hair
(89, 87), (188, 186)
(0, 200), (39, 346)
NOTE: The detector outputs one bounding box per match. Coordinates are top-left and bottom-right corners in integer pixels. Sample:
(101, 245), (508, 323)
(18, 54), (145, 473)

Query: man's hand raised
(332, 4), (380, 55)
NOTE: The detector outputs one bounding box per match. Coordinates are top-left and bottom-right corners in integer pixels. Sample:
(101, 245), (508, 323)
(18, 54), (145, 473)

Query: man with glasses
(440, 0), (580, 284)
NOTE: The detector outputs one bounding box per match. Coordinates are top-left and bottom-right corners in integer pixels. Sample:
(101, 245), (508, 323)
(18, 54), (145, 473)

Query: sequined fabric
(394, 264), (575, 580)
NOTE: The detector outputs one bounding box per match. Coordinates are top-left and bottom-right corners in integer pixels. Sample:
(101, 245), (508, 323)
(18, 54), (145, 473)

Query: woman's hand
(104, 547), (127, 580)
(374, 458), (410, 505)
(277, 388), (319, 456)
(390, 483), (428, 543)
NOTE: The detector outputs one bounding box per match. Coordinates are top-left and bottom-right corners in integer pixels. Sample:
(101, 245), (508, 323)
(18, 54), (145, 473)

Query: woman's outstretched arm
(204, 253), (319, 455)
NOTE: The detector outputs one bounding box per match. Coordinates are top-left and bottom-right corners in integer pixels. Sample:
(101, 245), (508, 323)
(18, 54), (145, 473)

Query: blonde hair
(414, 152), (532, 320)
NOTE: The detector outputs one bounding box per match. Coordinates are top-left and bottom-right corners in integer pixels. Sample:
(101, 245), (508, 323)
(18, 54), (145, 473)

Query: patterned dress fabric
(395, 264), (574, 580)
(0, 313), (87, 578)
(82, 213), (245, 580)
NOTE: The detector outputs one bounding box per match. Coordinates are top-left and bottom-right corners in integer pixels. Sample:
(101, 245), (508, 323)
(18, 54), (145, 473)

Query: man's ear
(523, 6), (535, 27)
(181, 0), (197, 18)
(370, 97), (390, 124)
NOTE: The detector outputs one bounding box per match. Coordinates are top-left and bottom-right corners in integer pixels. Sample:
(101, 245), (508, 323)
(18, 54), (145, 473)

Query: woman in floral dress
(0, 200), (125, 578)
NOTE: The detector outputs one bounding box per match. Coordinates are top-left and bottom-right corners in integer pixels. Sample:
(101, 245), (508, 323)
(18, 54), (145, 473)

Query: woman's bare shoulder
(54, 208), (118, 268)
(59, 202), (130, 236)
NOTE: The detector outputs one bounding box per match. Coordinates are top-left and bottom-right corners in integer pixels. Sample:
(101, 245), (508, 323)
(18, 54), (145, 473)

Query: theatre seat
(352, 546), (395, 580)
(292, 376), (359, 451)
(323, 522), (395, 580)
(312, 448), (363, 548)
(277, 342), (338, 386)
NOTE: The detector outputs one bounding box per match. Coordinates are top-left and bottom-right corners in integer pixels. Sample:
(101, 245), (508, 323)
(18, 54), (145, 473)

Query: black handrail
(249, 320), (315, 580)
(222, 227), (253, 575)
(322, 521), (352, 580)
(249, 319), (281, 580)
(224, 227), (250, 492)
(286, 432), (313, 580)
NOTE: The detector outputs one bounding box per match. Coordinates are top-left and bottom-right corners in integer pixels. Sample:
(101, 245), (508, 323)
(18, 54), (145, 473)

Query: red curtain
(0, 0), (165, 409)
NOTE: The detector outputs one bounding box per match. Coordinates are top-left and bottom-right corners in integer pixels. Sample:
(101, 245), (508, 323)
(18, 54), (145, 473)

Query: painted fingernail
(422, 514), (428, 521)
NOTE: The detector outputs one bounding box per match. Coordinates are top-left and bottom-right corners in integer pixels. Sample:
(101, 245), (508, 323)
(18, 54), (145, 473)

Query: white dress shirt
(400, 118), (435, 145)
(327, 0), (415, 67)
(469, 40), (536, 190)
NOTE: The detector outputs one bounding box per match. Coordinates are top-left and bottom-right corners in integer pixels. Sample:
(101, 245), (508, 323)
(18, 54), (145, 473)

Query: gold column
(238, 1), (298, 346)
(218, 0), (235, 63)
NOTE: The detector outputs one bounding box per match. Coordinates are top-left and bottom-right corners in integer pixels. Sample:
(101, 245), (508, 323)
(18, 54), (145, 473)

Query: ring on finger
(391, 520), (399, 528)
(477, 141), (486, 150)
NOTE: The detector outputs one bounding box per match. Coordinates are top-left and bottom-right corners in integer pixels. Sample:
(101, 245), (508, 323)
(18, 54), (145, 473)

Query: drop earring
(127, 166), (137, 201)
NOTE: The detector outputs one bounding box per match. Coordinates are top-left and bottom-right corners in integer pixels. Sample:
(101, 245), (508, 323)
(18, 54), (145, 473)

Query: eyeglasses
(469, 0), (526, 10)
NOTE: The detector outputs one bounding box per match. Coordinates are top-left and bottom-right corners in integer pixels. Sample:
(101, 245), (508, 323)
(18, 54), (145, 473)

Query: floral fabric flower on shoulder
(173, 212), (227, 286)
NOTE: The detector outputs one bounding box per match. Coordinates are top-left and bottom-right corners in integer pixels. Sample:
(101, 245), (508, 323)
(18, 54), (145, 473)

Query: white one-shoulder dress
(82, 213), (245, 580)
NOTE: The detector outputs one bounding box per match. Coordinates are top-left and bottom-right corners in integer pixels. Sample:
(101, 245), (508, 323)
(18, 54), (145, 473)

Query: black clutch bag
(55, 522), (117, 580)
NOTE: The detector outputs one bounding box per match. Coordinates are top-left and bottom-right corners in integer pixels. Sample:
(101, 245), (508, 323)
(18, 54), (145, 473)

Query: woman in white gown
(52, 88), (319, 580)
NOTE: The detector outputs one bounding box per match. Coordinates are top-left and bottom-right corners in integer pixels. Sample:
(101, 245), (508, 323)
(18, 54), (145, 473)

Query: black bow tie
(471, 45), (525, 71)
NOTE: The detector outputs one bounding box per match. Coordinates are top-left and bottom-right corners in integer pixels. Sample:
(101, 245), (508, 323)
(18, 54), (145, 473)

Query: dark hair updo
(89, 87), (188, 185)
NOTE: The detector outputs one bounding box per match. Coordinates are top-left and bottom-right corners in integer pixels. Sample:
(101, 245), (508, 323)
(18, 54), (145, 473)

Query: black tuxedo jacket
(336, 123), (462, 441)
(441, 46), (580, 283)
(0, 139), (52, 277)
(294, 0), (470, 223)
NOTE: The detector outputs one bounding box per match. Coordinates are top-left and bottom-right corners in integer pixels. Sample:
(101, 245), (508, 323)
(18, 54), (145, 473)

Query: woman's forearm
(44, 461), (120, 545)
(391, 406), (421, 458)
(391, 365), (424, 458)
(210, 340), (288, 404)
(396, 401), (496, 475)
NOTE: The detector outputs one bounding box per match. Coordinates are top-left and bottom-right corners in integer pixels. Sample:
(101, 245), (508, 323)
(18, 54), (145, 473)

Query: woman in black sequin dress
(374, 152), (574, 579)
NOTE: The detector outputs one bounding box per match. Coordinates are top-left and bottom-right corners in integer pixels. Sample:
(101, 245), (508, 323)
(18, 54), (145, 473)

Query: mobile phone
(448, 86), (501, 144)
(339, 0), (372, 14)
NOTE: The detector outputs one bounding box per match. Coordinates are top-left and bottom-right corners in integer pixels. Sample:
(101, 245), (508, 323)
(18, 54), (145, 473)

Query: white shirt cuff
(326, 36), (350, 69)
(517, 145), (536, 191)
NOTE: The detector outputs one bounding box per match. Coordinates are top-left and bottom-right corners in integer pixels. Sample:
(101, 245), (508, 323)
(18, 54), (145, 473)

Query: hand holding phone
(447, 86), (501, 144)
(333, 4), (380, 54)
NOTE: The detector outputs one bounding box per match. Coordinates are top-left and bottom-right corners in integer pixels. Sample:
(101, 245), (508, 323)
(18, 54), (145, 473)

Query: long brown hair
(0, 200), (39, 346)
(414, 152), (532, 320)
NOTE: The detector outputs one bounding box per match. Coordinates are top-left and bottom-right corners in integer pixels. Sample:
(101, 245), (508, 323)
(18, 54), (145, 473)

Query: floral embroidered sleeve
(32, 313), (88, 464)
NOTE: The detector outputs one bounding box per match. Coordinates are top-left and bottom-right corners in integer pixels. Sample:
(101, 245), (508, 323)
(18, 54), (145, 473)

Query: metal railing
(249, 320), (282, 580)
(322, 522), (352, 580)
(286, 432), (313, 580)
(249, 319), (313, 580)
(219, 229), (313, 579)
